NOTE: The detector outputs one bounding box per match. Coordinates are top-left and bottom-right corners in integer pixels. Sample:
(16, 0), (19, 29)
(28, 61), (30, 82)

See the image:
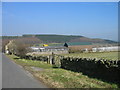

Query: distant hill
(22, 34), (117, 44)
(2, 36), (42, 45)
(2, 34), (117, 45)
(69, 37), (117, 44)
(22, 34), (83, 43)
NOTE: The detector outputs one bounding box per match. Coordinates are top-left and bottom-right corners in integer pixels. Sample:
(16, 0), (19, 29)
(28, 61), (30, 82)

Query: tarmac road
(2, 54), (48, 88)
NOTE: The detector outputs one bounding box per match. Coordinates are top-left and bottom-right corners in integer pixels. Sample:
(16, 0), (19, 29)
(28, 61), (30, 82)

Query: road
(2, 54), (48, 88)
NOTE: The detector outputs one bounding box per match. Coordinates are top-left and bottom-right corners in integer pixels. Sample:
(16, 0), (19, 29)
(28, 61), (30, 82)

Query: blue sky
(2, 2), (118, 41)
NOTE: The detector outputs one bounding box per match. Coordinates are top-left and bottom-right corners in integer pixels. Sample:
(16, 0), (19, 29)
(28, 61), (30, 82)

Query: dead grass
(63, 51), (119, 60)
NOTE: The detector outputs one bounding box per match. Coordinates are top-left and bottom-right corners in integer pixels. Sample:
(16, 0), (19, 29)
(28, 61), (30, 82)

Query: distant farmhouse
(30, 46), (69, 54)
(5, 41), (69, 55)
(69, 45), (120, 53)
(28, 43), (120, 55)
(29, 43), (69, 55)
(92, 46), (120, 52)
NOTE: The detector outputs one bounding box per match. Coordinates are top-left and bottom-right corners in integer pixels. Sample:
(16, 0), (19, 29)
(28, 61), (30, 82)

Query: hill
(1, 36), (42, 52)
(22, 34), (117, 44)
(1, 34), (117, 52)
(69, 37), (117, 44)
(1, 34), (117, 46)
(22, 34), (83, 43)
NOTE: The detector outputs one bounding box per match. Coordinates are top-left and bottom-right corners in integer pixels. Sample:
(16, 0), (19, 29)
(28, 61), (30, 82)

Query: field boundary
(13, 53), (120, 86)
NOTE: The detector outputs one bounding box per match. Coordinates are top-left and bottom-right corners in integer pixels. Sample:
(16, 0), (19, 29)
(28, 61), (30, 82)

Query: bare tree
(6, 40), (30, 58)
(14, 41), (30, 58)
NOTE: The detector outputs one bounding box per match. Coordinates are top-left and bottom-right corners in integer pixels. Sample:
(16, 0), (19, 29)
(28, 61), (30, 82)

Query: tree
(14, 41), (30, 58)
(6, 40), (30, 58)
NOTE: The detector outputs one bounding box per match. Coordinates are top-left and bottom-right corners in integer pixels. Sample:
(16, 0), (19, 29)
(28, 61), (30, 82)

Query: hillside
(2, 34), (117, 45)
(22, 34), (117, 44)
(22, 34), (83, 43)
(69, 37), (116, 44)
(1, 36), (42, 52)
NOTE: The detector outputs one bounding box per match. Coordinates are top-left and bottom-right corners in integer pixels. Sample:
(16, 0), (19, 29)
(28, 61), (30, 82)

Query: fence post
(48, 55), (52, 64)
(52, 52), (55, 65)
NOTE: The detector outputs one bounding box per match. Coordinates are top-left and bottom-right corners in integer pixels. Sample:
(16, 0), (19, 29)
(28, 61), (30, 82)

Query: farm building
(92, 46), (120, 52)
(30, 46), (69, 54)
(69, 45), (120, 53)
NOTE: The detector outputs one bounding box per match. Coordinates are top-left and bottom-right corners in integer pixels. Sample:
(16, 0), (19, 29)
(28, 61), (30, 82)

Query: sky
(2, 2), (118, 41)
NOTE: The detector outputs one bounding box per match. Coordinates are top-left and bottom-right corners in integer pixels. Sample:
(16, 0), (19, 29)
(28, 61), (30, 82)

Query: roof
(31, 46), (68, 50)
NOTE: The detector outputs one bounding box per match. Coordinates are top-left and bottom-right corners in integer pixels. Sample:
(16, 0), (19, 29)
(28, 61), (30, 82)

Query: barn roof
(31, 46), (68, 50)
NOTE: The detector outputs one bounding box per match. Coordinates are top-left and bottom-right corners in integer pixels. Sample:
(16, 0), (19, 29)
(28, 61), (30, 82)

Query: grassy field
(62, 51), (120, 60)
(8, 55), (52, 69)
(7, 54), (118, 88)
(28, 51), (120, 60)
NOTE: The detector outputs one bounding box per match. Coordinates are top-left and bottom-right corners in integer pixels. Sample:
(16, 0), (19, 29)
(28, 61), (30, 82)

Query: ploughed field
(62, 51), (120, 60)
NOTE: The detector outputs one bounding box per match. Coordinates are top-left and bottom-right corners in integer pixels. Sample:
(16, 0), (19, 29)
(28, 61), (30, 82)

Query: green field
(62, 51), (120, 60)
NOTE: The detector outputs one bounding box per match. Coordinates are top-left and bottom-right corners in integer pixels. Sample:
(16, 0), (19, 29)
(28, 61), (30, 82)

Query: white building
(92, 46), (120, 52)
(29, 46), (69, 54)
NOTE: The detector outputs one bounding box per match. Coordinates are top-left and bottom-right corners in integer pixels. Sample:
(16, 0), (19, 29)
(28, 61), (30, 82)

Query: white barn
(29, 46), (69, 54)
(92, 46), (120, 52)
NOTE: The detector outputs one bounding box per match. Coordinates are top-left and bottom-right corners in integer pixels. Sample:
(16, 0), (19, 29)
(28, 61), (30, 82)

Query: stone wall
(21, 53), (120, 85)
(61, 57), (120, 84)
(28, 50), (68, 55)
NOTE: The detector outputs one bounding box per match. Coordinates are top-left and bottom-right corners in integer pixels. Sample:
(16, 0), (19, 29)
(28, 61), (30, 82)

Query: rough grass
(33, 69), (118, 88)
(62, 51), (120, 60)
(7, 54), (118, 88)
(7, 55), (52, 69)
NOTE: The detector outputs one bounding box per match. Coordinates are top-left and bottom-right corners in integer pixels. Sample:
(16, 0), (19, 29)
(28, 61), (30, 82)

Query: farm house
(92, 46), (120, 52)
(30, 46), (69, 54)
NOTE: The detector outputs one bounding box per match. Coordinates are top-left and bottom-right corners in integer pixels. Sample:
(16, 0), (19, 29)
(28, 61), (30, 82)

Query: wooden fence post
(52, 52), (55, 65)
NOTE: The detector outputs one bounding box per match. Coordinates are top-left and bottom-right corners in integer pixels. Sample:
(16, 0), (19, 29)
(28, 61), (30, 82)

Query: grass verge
(6, 54), (118, 88)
